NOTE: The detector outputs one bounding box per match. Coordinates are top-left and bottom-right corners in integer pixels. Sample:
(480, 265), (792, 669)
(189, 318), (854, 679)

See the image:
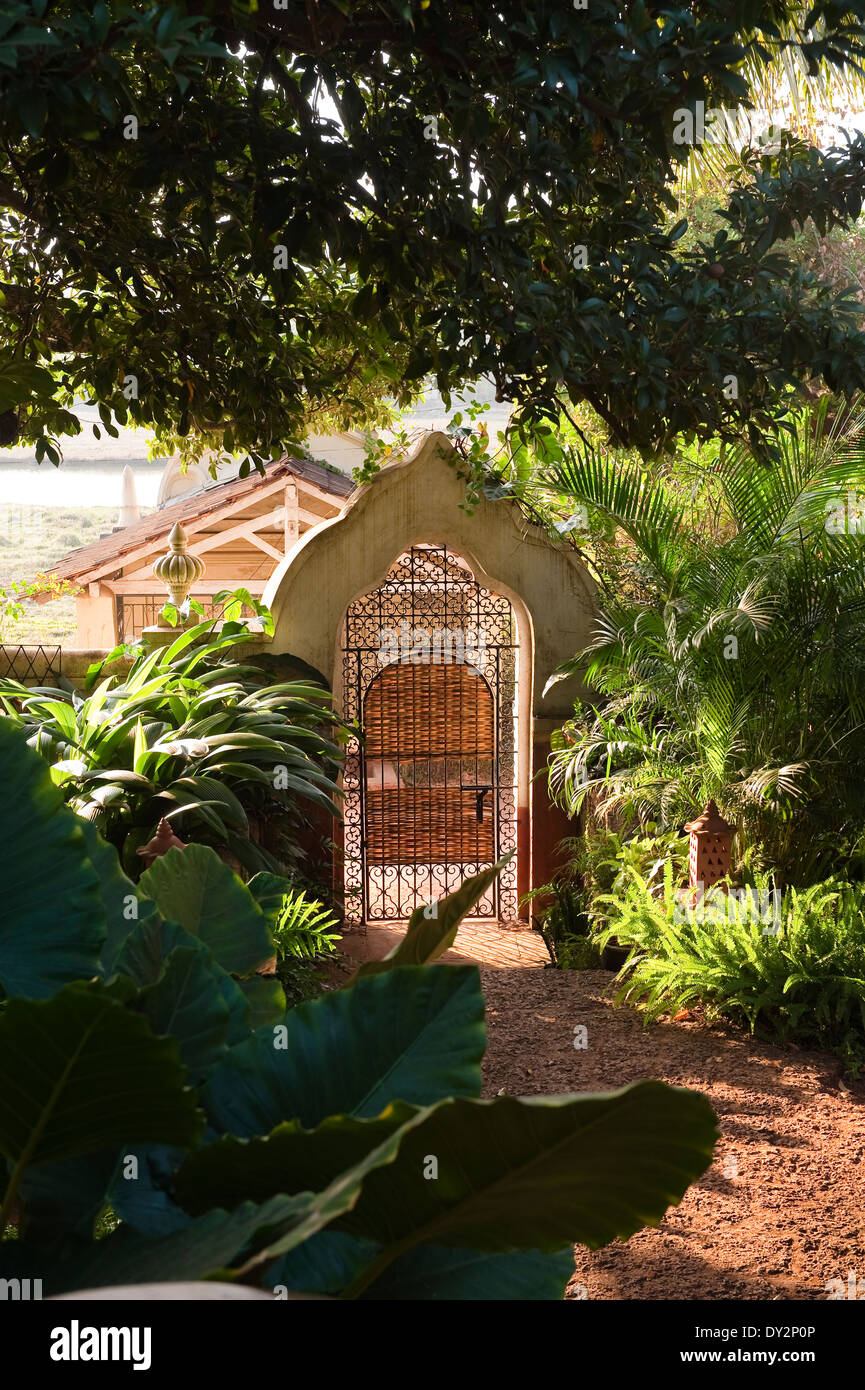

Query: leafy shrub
(540, 402), (865, 885)
(0, 613), (347, 877)
(555, 933), (604, 971)
(271, 887), (340, 961)
(533, 827), (688, 969)
(0, 721), (717, 1299)
(594, 863), (865, 1072)
(247, 877), (341, 1005)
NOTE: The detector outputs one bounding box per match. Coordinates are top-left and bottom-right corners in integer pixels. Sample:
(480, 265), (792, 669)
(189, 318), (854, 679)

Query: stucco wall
(264, 431), (597, 722)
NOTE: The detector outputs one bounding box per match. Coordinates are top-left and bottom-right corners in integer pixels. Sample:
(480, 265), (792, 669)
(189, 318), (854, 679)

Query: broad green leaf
(0, 983), (203, 1228)
(0, 719), (105, 998)
(109, 1142), (193, 1238)
(20, 1148), (122, 1243)
(176, 1106), (420, 1213)
(247, 870), (295, 926)
(28, 1115), (428, 1294)
(113, 912), (207, 988)
(335, 1085), (717, 1276)
(0, 1195), (311, 1296)
(77, 819), (156, 976)
(178, 1081), (716, 1296)
(264, 1231), (379, 1297)
(203, 965), (486, 1133)
(138, 947), (233, 1078)
(360, 1244), (576, 1301)
(139, 843), (273, 975)
(237, 974), (286, 1031)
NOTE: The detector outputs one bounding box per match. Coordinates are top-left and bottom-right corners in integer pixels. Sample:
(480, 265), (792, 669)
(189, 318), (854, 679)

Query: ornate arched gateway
(261, 431), (598, 929)
(341, 544), (519, 926)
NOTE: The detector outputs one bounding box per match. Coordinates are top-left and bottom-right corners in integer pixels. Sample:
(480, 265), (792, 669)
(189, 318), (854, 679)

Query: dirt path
(338, 923), (865, 1299)
(480, 967), (865, 1301)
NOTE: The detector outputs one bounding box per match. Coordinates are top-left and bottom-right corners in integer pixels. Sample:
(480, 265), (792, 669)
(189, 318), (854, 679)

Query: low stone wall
(0, 646), (122, 690)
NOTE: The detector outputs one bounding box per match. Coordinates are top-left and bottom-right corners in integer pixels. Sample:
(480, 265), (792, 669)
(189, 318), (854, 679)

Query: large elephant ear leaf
(115, 916), (256, 1049)
(203, 965), (486, 1134)
(77, 818), (157, 976)
(0, 718), (105, 998)
(4, 1118), (423, 1297)
(246, 871), (295, 928)
(345, 855), (511, 985)
(358, 1245), (577, 1301)
(333, 1083), (718, 1294)
(267, 1238), (574, 1301)
(138, 843), (273, 975)
(0, 982), (203, 1231)
(137, 946), (234, 1080)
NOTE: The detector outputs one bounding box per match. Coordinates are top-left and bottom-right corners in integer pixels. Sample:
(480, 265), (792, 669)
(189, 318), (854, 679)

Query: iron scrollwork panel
(341, 545), (518, 926)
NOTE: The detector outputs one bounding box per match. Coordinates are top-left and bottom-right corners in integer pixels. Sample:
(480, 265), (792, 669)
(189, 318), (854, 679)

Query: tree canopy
(3, 0), (865, 470)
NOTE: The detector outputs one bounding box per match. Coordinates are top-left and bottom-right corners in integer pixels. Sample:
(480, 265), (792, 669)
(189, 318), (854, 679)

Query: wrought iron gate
(341, 545), (518, 926)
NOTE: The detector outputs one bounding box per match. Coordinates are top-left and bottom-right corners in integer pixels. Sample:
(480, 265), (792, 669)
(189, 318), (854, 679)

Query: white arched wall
(263, 431), (598, 914)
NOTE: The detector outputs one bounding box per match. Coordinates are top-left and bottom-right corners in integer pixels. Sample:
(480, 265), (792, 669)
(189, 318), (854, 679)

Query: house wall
(304, 432), (368, 476)
(75, 589), (118, 648)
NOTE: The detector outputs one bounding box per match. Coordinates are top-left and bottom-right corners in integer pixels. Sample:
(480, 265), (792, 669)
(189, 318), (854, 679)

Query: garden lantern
(684, 799), (735, 890)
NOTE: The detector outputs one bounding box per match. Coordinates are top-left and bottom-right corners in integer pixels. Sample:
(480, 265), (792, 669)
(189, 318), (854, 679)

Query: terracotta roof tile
(51, 454), (355, 582)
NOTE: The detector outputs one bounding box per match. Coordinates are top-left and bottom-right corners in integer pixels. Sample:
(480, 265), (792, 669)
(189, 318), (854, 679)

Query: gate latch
(475, 786), (491, 823)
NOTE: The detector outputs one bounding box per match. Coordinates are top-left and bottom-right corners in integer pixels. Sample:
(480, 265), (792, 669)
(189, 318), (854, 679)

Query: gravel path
(479, 967), (865, 1301)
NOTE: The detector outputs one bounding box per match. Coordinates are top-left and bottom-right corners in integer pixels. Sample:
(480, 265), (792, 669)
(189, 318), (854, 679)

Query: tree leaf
(0, 983), (203, 1226)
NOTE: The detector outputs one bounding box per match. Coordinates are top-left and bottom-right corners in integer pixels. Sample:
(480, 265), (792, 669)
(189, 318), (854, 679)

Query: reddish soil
(479, 967), (865, 1301)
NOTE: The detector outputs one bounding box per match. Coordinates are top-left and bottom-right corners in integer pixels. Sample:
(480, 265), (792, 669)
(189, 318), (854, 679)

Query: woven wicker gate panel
(364, 787), (494, 864)
(364, 663), (494, 758)
(363, 663), (495, 865)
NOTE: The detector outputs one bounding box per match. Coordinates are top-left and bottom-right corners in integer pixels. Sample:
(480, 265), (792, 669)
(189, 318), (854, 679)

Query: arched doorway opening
(341, 544), (519, 925)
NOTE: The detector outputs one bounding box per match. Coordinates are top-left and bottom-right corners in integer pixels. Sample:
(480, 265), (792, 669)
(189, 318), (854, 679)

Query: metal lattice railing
(0, 644), (62, 684)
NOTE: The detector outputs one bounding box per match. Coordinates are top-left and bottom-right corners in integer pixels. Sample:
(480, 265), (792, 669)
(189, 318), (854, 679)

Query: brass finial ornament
(153, 522), (205, 610)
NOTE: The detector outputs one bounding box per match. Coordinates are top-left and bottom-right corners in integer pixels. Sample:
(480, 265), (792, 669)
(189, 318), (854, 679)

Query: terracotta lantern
(136, 818), (187, 868)
(684, 799), (735, 890)
(153, 522), (205, 611)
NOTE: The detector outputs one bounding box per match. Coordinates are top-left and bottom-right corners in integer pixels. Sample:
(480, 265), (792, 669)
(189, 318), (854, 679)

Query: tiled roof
(51, 454), (355, 582)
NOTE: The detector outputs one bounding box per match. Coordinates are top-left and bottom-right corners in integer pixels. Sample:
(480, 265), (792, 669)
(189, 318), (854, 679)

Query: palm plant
(676, 4), (865, 200)
(537, 398), (865, 884)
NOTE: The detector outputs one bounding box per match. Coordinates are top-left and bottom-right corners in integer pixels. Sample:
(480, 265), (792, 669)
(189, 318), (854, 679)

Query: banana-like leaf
(138, 843), (273, 976)
(203, 965), (486, 1134)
